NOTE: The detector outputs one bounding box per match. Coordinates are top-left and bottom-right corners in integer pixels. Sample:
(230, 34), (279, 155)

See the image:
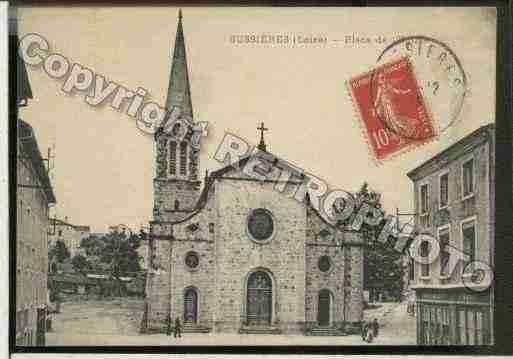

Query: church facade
(142, 11), (364, 335)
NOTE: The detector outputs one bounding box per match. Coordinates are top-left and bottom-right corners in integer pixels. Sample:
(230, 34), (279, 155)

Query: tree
(355, 182), (404, 302)
(69, 229), (143, 297)
(100, 230), (142, 278)
(71, 254), (91, 275)
(49, 240), (71, 263)
(364, 239), (404, 302)
(80, 235), (106, 257)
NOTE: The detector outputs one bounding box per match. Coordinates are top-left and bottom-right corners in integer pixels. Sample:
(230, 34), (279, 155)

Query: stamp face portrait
(348, 57), (436, 161)
(377, 36), (468, 137)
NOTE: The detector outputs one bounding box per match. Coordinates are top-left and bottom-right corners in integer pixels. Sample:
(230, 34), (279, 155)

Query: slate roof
(164, 9), (193, 119)
(50, 218), (90, 232)
(407, 123), (495, 180)
(49, 273), (95, 285)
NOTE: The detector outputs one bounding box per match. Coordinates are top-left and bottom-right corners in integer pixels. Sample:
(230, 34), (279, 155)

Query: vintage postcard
(11, 5), (499, 349)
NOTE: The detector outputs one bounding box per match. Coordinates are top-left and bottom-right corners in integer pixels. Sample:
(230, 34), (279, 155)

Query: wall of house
(411, 134), (492, 286)
(16, 143), (50, 346)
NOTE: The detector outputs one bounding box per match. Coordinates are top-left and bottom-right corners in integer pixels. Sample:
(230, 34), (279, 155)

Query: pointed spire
(165, 9), (193, 119)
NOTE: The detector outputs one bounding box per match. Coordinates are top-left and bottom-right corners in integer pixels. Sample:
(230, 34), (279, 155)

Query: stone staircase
(239, 326), (282, 335)
(307, 326), (348, 336)
(182, 324), (211, 333)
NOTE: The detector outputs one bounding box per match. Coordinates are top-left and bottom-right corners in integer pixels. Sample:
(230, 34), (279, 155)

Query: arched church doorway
(317, 289), (333, 327)
(246, 271), (272, 326)
(184, 287), (198, 324)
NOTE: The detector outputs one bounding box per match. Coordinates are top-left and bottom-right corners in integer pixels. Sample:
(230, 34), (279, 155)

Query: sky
(16, 6), (496, 232)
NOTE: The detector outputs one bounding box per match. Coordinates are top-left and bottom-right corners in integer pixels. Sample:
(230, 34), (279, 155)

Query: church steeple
(165, 9), (193, 119)
(153, 10), (200, 222)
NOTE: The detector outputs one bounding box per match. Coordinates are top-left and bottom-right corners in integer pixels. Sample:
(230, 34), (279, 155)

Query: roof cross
(257, 122), (268, 152)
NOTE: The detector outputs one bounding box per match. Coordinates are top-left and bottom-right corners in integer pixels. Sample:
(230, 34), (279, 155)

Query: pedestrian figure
(407, 295), (415, 316)
(365, 324), (374, 343)
(174, 317), (182, 338)
(372, 318), (379, 338)
(361, 322), (373, 343)
(361, 322), (368, 341)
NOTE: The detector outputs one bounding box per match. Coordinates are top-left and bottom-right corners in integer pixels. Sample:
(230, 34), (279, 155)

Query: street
(46, 299), (416, 346)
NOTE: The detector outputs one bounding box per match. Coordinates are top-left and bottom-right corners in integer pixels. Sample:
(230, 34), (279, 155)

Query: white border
(1, 3), (9, 358)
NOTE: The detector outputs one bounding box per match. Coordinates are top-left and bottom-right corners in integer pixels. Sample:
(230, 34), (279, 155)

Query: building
(143, 11), (364, 335)
(407, 124), (495, 345)
(48, 273), (97, 296)
(108, 224), (127, 233)
(15, 33), (57, 346)
(48, 217), (90, 257)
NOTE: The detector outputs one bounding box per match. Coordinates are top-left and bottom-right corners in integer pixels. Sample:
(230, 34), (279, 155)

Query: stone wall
(146, 163), (365, 335)
(213, 177), (307, 334)
(153, 132), (201, 223)
(304, 205), (364, 332)
(347, 244), (364, 325)
(305, 205), (346, 331)
(146, 187), (216, 329)
(153, 179), (200, 222)
(145, 239), (172, 328)
(168, 193), (216, 329)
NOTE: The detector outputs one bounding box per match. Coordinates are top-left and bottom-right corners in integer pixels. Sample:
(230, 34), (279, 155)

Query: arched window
(180, 142), (188, 176)
(174, 200), (180, 210)
(246, 271), (272, 326)
(169, 141), (177, 175)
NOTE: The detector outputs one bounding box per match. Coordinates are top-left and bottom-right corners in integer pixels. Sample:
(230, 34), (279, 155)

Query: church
(142, 10), (364, 335)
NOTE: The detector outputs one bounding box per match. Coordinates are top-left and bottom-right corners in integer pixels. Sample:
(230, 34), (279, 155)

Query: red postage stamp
(347, 56), (436, 161)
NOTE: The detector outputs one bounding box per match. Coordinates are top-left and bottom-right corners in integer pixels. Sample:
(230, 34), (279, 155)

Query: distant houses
(49, 273), (145, 299)
(47, 225), (149, 301)
(48, 217), (91, 257)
